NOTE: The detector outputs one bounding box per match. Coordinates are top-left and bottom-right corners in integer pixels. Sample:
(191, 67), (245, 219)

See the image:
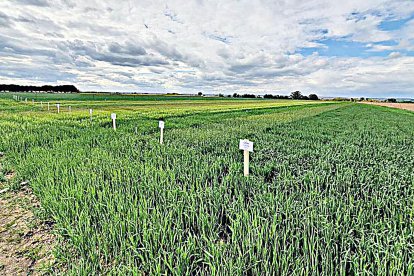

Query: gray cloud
(15, 0), (50, 7)
(0, 11), (12, 27)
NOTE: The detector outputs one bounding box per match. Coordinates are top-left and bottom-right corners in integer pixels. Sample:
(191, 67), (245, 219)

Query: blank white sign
(239, 139), (254, 152)
(111, 113), (116, 120)
(159, 121), (165, 129)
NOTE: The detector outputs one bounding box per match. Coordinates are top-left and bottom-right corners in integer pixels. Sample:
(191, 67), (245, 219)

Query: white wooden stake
(47, 102), (50, 111)
(159, 121), (165, 144)
(25, 98), (27, 103)
(135, 127), (138, 134)
(89, 109), (93, 122)
(57, 103), (60, 113)
(111, 113), (116, 130)
(244, 150), (249, 176)
(69, 106), (71, 112)
(239, 139), (254, 177)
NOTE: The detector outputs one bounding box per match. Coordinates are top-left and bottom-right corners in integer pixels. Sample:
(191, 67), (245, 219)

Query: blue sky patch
(299, 38), (413, 58)
(298, 39), (383, 57)
(379, 15), (413, 31)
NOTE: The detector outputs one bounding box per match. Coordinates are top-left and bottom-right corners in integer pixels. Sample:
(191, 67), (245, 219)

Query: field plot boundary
(361, 102), (414, 112)
(0, 165), (58, 275)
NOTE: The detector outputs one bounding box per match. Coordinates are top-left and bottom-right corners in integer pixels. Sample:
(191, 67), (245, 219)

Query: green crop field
(0, 93), (413, 275)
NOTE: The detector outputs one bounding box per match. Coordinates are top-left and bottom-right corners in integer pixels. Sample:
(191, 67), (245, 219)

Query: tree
(198, 92), (203, 96)
(0, 84), (79, 93)
(387, 98), (397, 103)
(308, 94), (319, 100)
(233, 93), (239, 98)
(241, 94), (256, 98)
(290, 91), (303, 99)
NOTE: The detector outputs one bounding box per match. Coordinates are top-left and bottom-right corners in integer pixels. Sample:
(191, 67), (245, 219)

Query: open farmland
(362, 102), (414, 112)
(0, 93), (413, 275)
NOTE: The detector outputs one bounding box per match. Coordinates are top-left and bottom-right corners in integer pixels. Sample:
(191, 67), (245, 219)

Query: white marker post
(32, 99), (34, 104)
(111, 113), (116, 130)
(47, 102), (50, 111)
(57, 103), (60, 113)
(135, 127), (138, 135)
(41, 101), (43, 108)
(239, 139), (254, 177)
(25, 98), (27, 103)
(69, 106), (71, 112)
(159, 120), (165, 144)
(89, 109), (93, 122)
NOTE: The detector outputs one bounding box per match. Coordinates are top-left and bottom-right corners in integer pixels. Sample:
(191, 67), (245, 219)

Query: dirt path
(362, 102), (414, 112)
(0, 169), (56, 275)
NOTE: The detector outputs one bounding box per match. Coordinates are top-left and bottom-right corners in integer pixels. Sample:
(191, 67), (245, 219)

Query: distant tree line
(263, 94), (291, 99)
(0, 84), (79, 93)
(230, 91), (319, 100)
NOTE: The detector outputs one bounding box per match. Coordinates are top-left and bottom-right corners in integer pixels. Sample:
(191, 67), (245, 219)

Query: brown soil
(0, 178), (56, 275)
(362, 102), (414, 111)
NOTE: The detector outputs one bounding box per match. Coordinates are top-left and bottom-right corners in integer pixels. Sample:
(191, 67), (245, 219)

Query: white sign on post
(239, 139), (254, 152)
(111, 113), (116, 130)
(239, 139), (254, 176)
(57, 104), (60, 113)
(159, 121), (165, 144)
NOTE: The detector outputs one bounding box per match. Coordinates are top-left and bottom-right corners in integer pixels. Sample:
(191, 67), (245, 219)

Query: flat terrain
(0, 93), (413, 275)
(363, 101), (414, 111)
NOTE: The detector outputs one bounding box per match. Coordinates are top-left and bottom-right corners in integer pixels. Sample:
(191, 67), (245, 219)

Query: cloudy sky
(0, 0), (413, 97)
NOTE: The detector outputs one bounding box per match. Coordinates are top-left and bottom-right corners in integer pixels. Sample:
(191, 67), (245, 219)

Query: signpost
(239, 139), (254, 176)
(111, 113), (116, 130)
(159, 121), (165, 144)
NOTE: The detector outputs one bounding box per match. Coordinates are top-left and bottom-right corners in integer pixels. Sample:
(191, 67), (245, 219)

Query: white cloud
(0, 0), (413, 97)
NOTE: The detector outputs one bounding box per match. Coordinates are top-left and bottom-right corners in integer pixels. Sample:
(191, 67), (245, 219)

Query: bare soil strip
(362, 102), (414, 112)
(0, 175), (56, 275)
